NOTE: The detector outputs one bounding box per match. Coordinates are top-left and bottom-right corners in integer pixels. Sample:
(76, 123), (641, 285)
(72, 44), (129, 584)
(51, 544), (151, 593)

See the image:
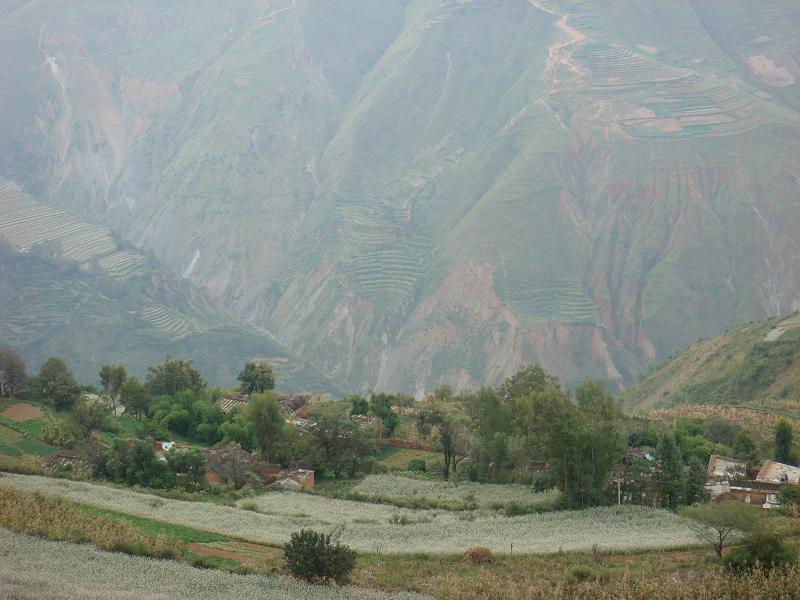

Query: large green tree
(237, 361), (275, 394)
(247, 392), (284, 461)
(732, 428), (759, 467)
(368, 392), (398, 438)
(72, 396), (111, 440)
(119, 377), (150, 419)
(311, 414), (377, 478)
(774, 418), (793, 464)
(476, 386), (513, 480)
(416, 403), (475, 480)
(146, 358), (205, 396)
(656, 433), (685, 511)
(0, 348), (26, 397)
(99, 364), (127, 415)
(37, 357), (80, 410)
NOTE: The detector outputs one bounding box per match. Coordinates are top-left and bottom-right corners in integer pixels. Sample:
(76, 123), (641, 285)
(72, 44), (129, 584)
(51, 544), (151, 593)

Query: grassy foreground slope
(0, 529), (427, 600)
(622, 312), (800, 413)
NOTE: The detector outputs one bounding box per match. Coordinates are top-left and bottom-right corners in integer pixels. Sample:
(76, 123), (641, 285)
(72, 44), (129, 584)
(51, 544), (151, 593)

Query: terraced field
(140, 305), (192, 340)
(499, 279), (598, 326)
(577, 45), (688, 88)
(0, 180), (143, 279)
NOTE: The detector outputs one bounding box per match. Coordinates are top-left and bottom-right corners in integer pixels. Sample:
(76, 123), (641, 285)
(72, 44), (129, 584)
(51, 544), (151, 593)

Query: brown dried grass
(0, 485), (179, 558)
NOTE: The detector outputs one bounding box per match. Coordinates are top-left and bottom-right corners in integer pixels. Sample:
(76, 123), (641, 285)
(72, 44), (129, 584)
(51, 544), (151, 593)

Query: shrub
(463, 546), (495, 565)
(567, 565), (598, 583)
(284, 529), (356, 584)
(41, 420), (79, 449)
(407, 458), (427, 472)
(724, 534), (797, 573)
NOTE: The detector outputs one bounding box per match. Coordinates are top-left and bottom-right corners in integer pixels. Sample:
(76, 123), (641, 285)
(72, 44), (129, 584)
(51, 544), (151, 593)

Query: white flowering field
(0, 474), (700, 555)
(352, 475), (560, 509)
(0, 529), (428, 600)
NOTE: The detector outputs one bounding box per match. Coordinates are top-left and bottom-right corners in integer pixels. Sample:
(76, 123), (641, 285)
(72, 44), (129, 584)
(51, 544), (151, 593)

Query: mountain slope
(1, 0), (799, 393)
(0, 181), (340, 393)
(622, 312), (800, 413)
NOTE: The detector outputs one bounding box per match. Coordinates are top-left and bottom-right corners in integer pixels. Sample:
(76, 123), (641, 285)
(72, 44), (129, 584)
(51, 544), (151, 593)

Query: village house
(756, 460), (800, 484)
(705, 454), (798, 509)
(216, 392), (250, 414)
(203, 443), (315, 490)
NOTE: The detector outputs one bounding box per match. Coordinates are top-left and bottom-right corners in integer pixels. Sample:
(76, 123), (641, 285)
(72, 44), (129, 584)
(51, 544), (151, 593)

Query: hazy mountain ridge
(0, 180), (341, 392)
(1, 0), (799, 393)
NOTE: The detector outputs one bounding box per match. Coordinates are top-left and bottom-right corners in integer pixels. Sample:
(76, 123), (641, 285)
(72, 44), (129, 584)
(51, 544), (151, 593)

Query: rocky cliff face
(1, 0), (799, 393)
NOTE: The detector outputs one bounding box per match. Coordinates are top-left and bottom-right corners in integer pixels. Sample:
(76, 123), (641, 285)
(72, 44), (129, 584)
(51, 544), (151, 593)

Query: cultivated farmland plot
(0, 474), (700, 555)
(352, 475), (560, 509)
(0, 529), (429, 600)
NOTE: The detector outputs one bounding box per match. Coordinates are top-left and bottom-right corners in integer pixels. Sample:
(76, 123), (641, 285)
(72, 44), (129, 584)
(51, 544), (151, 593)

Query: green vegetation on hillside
(623, 312), (800, 413)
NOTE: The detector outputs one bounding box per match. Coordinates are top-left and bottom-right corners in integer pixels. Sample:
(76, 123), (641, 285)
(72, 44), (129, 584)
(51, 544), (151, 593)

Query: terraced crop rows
(97, 251), (145, 278)
(578, 46), (687, 88)
(140, 305), (191, 339)
(0, 180), (145, 277)
(337, 204), (424, 307)
(500, 279), (598, 325)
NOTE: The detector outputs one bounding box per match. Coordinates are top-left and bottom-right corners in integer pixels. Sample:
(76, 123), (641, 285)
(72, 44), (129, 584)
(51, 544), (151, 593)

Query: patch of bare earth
(0, 403), (43, 421)
(187, 541), (281, 567)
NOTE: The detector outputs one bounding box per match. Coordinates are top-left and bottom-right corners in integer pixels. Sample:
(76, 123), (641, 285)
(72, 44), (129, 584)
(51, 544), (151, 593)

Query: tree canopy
(237, 361), (275, 394)
(0, 348), (26, 397)
(146, 358), (205, 396)
(37, 357), (80, 410)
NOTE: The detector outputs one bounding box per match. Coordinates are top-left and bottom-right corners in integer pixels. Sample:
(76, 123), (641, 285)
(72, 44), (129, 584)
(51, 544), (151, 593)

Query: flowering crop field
(0, 474), (700, 555)
(0, 528), (428, 600)
(352, 475), (560, 509)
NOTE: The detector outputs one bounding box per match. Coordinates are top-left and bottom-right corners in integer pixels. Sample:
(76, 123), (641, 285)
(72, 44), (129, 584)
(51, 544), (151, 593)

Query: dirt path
(528, 0), (588, 95)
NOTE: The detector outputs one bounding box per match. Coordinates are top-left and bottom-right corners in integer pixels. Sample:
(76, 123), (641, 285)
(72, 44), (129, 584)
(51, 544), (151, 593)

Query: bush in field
(284, 529), (356, 584)
(41, 419), (79, 449)
(463, 546), (495, 564)
(724, 534), (797, 573)
(407, 458), (427, 472)
(567, 565), (598, 583)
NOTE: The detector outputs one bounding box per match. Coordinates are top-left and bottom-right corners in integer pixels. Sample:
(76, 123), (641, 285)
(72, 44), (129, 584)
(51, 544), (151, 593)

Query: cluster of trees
(402, 367), (625, 508)
(91, 439), (206, 489)
(347, 392), (412, 438)
(8, 343), (798, 511)
(19, 352), (379, 485)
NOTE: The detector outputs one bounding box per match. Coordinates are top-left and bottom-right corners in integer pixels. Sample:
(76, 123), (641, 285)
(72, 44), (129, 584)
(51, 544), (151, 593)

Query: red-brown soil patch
(0, 403), (43, 421)
(186, 541), (281, 566)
